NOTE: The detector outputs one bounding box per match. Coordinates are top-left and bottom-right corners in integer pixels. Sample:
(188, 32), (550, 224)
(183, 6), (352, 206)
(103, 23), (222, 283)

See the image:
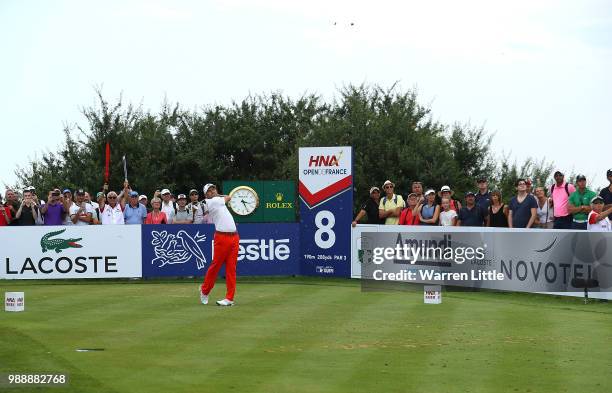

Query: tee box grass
(1, 277), (611, 393)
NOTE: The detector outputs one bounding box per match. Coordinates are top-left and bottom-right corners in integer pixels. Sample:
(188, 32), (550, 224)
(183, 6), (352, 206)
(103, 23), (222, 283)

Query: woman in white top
(534, 187), (554, 229)
(438, 198), (458, 226)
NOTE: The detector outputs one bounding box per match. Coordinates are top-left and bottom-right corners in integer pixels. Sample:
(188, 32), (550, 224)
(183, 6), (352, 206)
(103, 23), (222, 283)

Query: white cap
(160, 188), (171, 195)
(424, 189), (436, 196)
(138, 195), (148, 201)
(382, 180), (394, 188)
(203, 183), (216, 194)
(440, 185), (451, 193)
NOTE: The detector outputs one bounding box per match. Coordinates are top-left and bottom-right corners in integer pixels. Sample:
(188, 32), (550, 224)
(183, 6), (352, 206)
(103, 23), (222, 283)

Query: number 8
(314, 210), (335, 249)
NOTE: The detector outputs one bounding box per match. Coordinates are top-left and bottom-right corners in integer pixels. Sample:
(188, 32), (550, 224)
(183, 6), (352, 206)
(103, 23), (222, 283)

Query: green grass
(1, 277), (611, 393)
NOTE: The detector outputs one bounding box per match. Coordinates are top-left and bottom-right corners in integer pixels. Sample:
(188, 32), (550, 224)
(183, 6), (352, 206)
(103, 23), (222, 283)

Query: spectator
(418, 189), (440, 225)
(14, 188), (39, 226)
(508, 179), (538, 228)
(84, 192), (98, 210)
(4, 189), (20, 224)
(187, 189), (206, 224)
(438, 185), (461, 211)
(0, 194), (12, 226)
(587, 196), (612, 232)
(487, 190), (509, 227)
(69, 189), (93, 226)
(124, 191), (148, 224)
(41, 189), (70, 225)
(598, 169), (612, 212)
(550, 170), (575, 229)
(379, 180), (405, 225)
(475, 177), (491, 210)
(92, 192), (105, 225)
(411, 181), (424, 205)
(457, 191), (487, 227)
(139, 195), (149, 210)
(62, 189), (75, 225)
(145, 197), (168, 224)
(174, 194), (194, 224)
(159, 189), (177, 224)
(353, 187), (384, 226)
(439, 197), (458, 226)
(534, 187), (554, 229)
(98, 181), (129, 225)
(568, 175), (597, 230)
(399, 193), (421, 225)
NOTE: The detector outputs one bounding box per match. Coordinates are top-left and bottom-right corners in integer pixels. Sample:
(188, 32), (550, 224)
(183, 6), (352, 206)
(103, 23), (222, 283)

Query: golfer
(199, 183), (239, 306)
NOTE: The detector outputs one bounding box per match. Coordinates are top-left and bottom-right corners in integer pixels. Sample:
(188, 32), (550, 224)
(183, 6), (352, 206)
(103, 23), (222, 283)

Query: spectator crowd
(0, 180), (211, 227)
(2, 169), (612, 232)
(352, 169), (612, 232)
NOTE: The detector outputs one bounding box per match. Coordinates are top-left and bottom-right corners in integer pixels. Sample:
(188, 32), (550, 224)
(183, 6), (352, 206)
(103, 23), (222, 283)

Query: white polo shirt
(161, 201), (176, 224)
(100, 203), (125, 225)
(69, 203), (94, 226)
(203, 197), (236, 232)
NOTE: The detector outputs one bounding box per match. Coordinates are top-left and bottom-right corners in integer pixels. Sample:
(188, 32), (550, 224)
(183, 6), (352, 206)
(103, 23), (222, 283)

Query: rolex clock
(227, 186), (259, 216)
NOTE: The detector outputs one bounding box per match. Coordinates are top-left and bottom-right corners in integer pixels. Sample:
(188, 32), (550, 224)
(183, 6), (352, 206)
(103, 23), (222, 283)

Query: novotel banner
(299, 146), (353, 277)
(0, 225), (142, 279)
(353, 226), (612, 299)
(141, 223), (300, 278)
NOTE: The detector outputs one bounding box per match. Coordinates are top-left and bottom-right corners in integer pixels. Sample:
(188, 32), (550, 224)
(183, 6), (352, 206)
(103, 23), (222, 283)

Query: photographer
(40, 188), (70, 225)
(14, 188), (40, 226)
(0, 194), (12, 226)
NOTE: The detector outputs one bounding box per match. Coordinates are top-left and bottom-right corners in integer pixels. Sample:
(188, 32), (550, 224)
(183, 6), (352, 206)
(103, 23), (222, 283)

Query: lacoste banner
(353, 226), (612, 297)
(0, 226), (142, 279)
(141, 223), (300, 278)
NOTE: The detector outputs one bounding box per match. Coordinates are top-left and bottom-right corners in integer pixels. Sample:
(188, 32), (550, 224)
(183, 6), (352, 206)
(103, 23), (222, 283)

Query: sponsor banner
(353, 225), (612, 298)
(222, 180), (296, 223)
(141, 223), (300, 278)
(299, 146), (353, 277)
(0, 226), (142, 279)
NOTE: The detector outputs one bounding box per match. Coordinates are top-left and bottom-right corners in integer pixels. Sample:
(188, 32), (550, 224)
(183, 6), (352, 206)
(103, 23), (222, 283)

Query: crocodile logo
(40, 229), (83, 253)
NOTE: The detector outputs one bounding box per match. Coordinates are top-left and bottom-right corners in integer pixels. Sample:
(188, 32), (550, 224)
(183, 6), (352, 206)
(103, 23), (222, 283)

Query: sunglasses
(108, 196), (117, 200)
(384, 185), (394, 189)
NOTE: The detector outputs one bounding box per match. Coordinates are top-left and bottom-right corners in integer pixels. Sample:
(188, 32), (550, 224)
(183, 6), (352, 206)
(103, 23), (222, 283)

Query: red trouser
(201, 232), (239, 301)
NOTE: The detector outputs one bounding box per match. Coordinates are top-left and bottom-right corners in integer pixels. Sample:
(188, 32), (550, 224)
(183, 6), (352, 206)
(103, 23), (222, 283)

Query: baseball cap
(75, 189), (85, 195)
(203, 183), (216, 194)
(407, 192), (418, 198)
(424, 189), (435, 196)
(465, 191), (476, 197)
(553, 170), (564, 177)
(591, 196), (604, 204)
(160, 188), (171, 195)
(382, 180), (394, 188)
(369, 186), (380, 194)
(96, 192), (105, 199)
(189, 189), (199, 195)
(576, 174), (586, 181)
(62, 189), (72, 194)
(607, 169), (612, 177)
(440, 185), (452, 193)
(139, 194), (148, 201)
(177, 194), (187, 200)
(129, 191), (139, 197)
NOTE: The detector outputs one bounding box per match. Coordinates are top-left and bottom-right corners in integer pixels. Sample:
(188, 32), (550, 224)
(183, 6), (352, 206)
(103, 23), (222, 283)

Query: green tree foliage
(14, 84), (552, 208)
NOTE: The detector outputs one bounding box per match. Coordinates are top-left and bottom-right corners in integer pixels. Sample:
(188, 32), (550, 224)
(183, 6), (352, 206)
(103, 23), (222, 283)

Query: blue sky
(1, 0), (610, 190)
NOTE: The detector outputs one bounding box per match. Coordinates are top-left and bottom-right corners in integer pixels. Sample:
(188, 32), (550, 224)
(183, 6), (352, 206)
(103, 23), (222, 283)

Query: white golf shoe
(200, 291), (208, 305)
(216, 298), (234, 306)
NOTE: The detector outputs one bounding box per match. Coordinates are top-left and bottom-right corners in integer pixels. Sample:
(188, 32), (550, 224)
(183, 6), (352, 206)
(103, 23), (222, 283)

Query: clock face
(228, 186), (259, 216)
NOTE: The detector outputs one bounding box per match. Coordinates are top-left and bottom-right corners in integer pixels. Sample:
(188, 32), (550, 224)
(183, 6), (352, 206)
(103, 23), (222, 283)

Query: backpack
(550, 183), (570, 197)
(381, 195), (398, 207)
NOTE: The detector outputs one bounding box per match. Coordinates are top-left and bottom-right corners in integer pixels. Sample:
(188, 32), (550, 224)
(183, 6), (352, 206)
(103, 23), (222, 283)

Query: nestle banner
(353, 226), (612, 298)
(299, 146), (353, 277)
(141, 223), (300, 278)
(0, 226), (142, 279)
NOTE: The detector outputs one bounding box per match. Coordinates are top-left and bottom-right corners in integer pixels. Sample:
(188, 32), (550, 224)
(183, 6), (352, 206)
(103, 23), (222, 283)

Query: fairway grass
(1, 277), (611, 393)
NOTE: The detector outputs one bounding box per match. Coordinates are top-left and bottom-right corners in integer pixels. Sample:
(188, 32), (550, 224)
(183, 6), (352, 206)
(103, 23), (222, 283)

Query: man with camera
(41, 188), (71, 225)
(14, 188), (40, 226)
